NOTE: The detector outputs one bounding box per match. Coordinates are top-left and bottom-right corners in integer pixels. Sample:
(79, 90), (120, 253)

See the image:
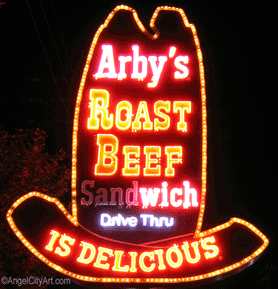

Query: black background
(0, 1), (276, 288)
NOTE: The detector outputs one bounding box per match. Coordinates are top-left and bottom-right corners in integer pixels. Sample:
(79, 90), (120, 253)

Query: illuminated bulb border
(6, 192), (269, 284)
(71, 5), (207, 237)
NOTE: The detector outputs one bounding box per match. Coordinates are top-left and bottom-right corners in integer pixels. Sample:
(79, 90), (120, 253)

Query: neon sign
(6, 5), (268, 285)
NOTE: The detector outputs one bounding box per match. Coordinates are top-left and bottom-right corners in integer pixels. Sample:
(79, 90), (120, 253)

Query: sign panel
(74, 5), (205, 243)
(7, 5), (268, 285)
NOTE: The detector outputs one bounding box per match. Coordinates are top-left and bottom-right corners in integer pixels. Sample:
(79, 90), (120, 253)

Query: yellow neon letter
(88, 89), (113, 130)
(54, 234), (75, 257)
(181, 241), (200, 264)
(94, 247), (114, 270)
(201, 236), (219, 260)
(95, 134), (118, 175)
(132, 101), (153, 131)
(112, 250), (129, 272)
(45, 230), (60, 252)
(154, 101), (170, 131)
(144, 146), (161, 176)
(115, 101), (132, 130)
(165, 146), (183, 176)
(173, 101), (191, 132)
(154, 249), (166, 270)
(122, 146), (140, 176)
(166, 245), (183, 268)
(77, 241), (96, 264)
(129, 252), (138, 273)
(139, 252), (155, 272)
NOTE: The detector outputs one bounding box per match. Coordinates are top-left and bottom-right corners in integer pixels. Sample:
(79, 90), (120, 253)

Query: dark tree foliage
(0, 128), (71, 287)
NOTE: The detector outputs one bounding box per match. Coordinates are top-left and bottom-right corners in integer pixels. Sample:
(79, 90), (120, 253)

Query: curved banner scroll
(7, 193), (268, 284)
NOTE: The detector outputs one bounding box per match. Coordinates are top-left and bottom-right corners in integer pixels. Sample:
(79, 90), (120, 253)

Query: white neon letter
(131, 45), (147, 80)
(118, 55), (132, 79)
(100, 213), (112, 227)
(148, 56), (167, 87)
(183, 181), (198, 209)
(94, 45), (117, 79)
(159, 181), (169, 208)
(170, 188), (183, 207)
(174, 56), (189, 79)
(140, 188), (160, 208)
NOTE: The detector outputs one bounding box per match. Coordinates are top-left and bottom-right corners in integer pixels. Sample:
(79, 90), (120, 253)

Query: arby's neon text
(94, 45), (189, 87)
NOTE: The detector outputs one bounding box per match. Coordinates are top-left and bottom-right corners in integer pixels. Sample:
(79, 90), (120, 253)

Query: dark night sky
(0, 1), (277, 288)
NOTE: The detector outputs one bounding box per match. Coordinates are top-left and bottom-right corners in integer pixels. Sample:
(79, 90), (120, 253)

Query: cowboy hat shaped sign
(7, 5), (268, 285)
